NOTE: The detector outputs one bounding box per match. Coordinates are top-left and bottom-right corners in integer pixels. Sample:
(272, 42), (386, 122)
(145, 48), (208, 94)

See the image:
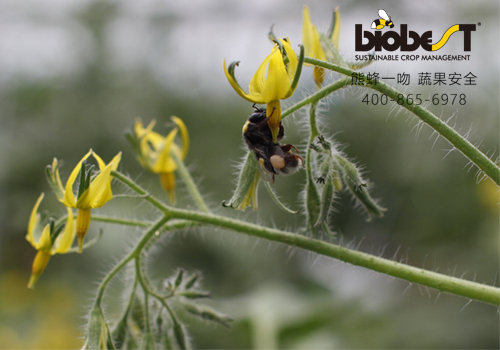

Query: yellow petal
(152, 128), (178, 174)
(26, 193), (44, 247)
(52, 207), (75, 254)
(171, 116), (189, 160)
(330, 8), (341, 49)
(302, 6), (326, 62)
(63, 149), (93, 208)
(77, 152), (121, 209)
(92, 152), (106, 171)
(223, 60), (266, 104)
(261, 48), (291, 101)
(248, 49), (275, 98)
(281, 38), (299, 80)
(134, 119), (157, 139)
(267, 100), (282, 142)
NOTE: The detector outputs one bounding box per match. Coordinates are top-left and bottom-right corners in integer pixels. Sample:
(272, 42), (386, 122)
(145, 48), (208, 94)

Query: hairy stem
(94, 215), (171, 307)
(112, 170), (500, 306)
(171, 151), (210, 213)
(281, 77), (350, 120)
(304, 56), (500, 185)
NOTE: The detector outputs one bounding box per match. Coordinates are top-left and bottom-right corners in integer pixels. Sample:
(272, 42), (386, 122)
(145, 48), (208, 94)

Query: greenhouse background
(0, 0), (498, 348)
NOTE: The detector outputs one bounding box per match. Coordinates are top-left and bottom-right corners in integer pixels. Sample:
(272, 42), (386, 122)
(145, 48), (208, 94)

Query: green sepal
(222, 151), (258, 209)
(184, 272), (199, 290)
(336, 155), (386, 221)
(287, 44), (305, 98)
(327, 8), (341, 43)
(174, 268), (184, 289)
(85, 306), (111, 350)
(305, 176), (322, 231)
(264, 181), (299, 214)
(226, 60), (247, 93)
(172, 319), (188, 350)
(177, 290), (211, 299)
(49, 218), (66, 246)
(181, 302), (234, 328)
(45, 159), (64, 201)
(315, 177), (335, 227)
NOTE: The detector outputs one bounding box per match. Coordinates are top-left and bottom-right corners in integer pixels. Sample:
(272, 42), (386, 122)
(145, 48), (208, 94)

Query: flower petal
(52, 207), (75, 254)
(261, 48), (292, 101)
(171, 116), (189, 160)
(63, 149), (93, 208)
(77, 152), (121, 209)
(224, 60), (266, 103)
(152, 128), (178, 174)
(26, 193), (44, 247)
(302, 6), (326, 62)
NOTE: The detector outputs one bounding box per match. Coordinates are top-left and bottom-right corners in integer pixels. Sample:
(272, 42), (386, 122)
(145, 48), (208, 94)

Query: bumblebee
(242, 105), (303, 183)
(371, 9), (394, 30)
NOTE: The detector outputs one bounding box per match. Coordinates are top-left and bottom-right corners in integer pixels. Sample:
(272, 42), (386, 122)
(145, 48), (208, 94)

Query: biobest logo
(356, 9), (476, 52)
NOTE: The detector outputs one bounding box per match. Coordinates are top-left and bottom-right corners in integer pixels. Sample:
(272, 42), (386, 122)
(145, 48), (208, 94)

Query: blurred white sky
(0, 0), (497, 94)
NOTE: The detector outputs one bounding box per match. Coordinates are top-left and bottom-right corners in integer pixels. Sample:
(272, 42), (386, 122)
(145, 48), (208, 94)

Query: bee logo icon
(371, 9), (394, 30)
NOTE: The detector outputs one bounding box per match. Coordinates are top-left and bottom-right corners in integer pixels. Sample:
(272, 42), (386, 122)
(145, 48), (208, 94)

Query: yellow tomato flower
(49, 150), (121, 252)
(26, 193), (75, 289)
(133, 116), (189, 204)
(224, 38), (303, 141)
(302, 6), (342, 87)
(302, 6), (327, 87)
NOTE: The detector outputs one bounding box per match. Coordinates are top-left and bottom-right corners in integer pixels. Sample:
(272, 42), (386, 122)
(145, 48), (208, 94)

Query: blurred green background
(0, 0), (498, 348)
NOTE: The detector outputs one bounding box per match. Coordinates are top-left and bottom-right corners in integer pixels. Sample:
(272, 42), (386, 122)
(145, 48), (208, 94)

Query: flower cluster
(26, 116), (190, 288)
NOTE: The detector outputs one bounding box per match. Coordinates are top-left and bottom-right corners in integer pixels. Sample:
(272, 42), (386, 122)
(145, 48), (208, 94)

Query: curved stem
(171, 151), (210, 213)
(281, 77), (350, 120)
(167, 207), (500, 306)
(111, 171), (500, 305)
(94, 215), (171, 307)
(304, 57), (500, 185)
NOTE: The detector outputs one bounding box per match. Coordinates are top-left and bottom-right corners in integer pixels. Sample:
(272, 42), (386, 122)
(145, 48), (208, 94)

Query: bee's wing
(378, 9), (390, 21)
(257, 162), (275, 183)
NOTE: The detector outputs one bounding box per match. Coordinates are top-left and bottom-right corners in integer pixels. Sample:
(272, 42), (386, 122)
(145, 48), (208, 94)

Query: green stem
(112, 171), (500, 305)
(171, 151), (210, 213)
(91, 215), (151, 228)
(281, 77), (350, 120)
(304, 57), (500, 185)
(111, 170), (171, 213)
(168, 208), (500, 305)
(94, 215), (171, 307)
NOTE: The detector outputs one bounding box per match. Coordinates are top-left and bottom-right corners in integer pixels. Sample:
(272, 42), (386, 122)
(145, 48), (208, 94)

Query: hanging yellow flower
(302, 6), (342, 87)
(47, 150), (121, 252)
(302, 6), (327, 87)
(26, 193), (75, 289)
(224, 38), (304, 141)
(133, 116), (189, 204)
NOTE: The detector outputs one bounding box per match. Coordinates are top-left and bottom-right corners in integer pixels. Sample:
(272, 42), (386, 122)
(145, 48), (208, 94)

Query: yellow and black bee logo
(371, 9), (394, 30)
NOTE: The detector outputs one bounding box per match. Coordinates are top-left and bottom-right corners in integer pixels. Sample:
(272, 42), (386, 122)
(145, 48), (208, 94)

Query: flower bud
(222, 152), (260, 210)
(83, 306), (111, 350)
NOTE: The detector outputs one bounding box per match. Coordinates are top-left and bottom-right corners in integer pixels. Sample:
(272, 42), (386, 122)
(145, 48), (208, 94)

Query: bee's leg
(281, 144), (300, 153)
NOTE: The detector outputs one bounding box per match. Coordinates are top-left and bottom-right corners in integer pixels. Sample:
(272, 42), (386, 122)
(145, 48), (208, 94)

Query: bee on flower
(224, 37), (304, 142)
